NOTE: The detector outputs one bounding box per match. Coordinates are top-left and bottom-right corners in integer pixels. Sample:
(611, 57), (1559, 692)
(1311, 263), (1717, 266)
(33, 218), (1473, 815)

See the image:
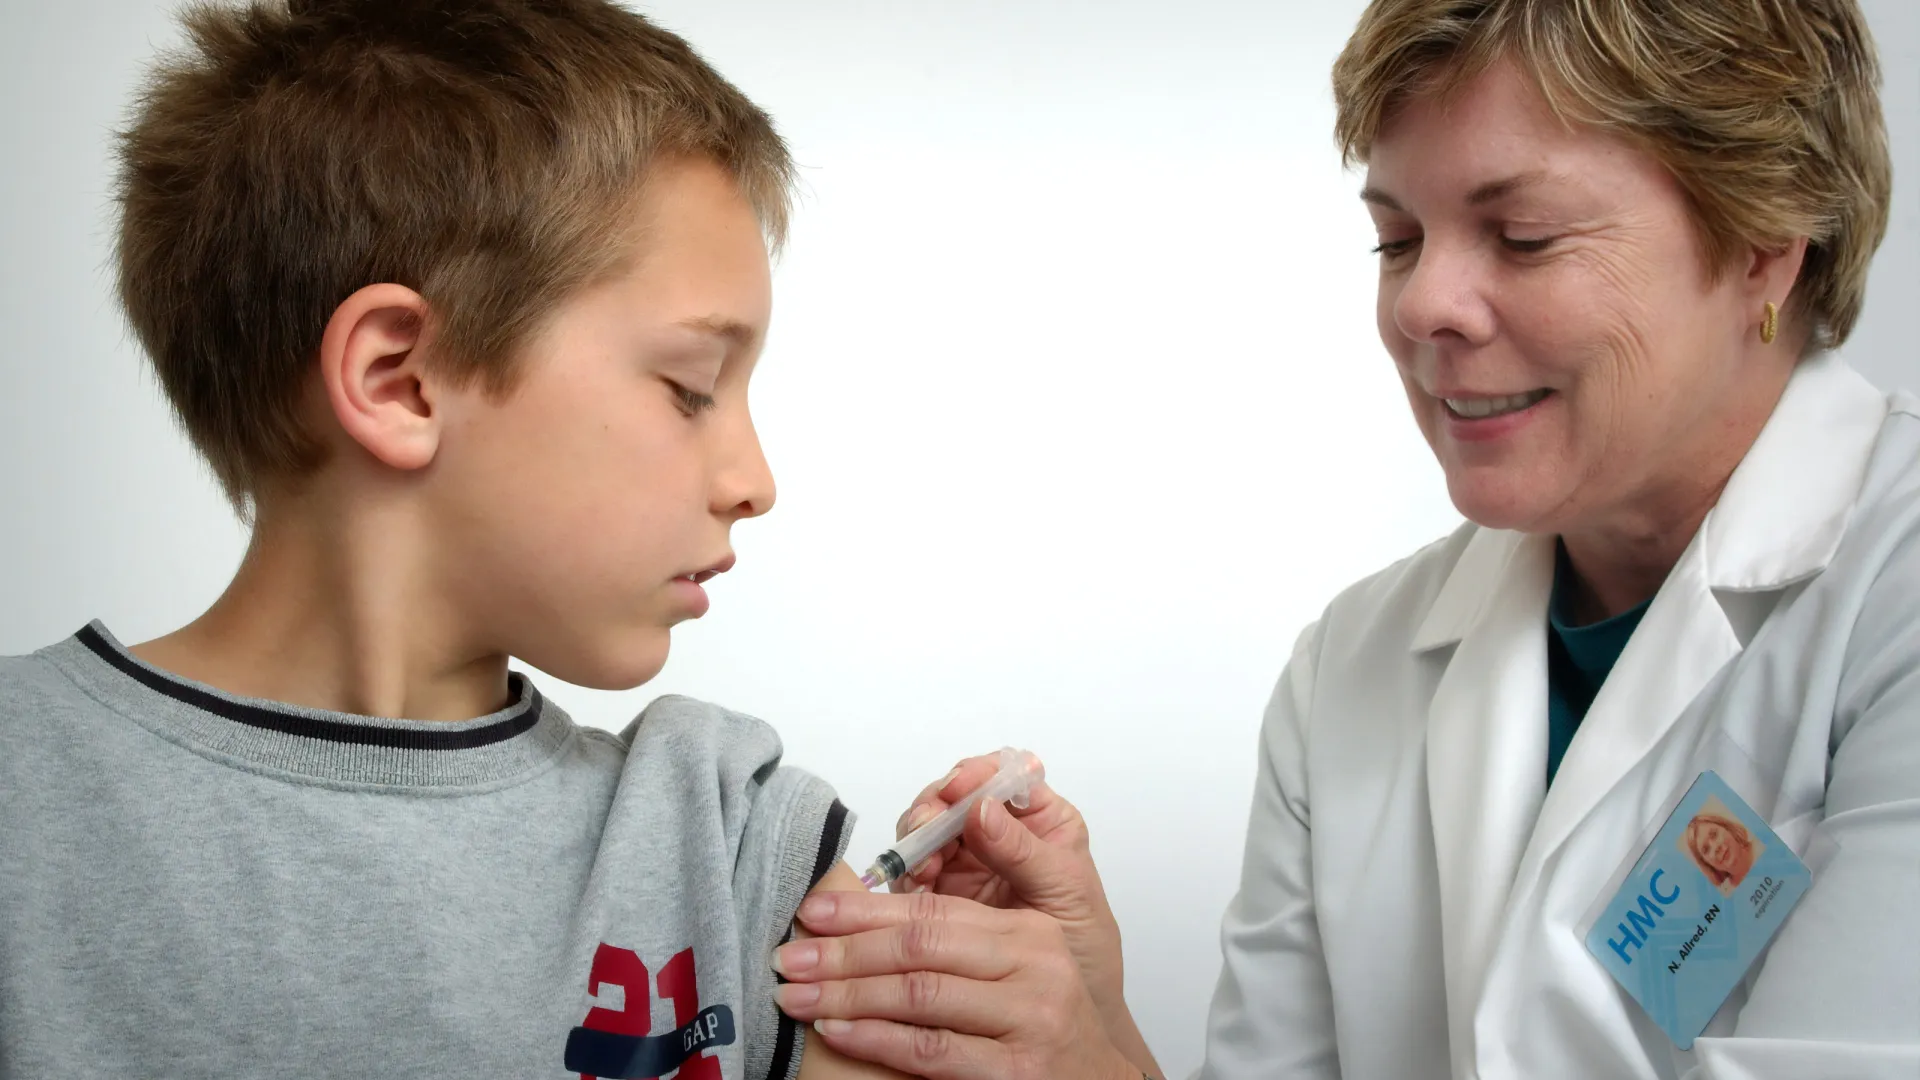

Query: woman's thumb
(965, 797), (1083, 906)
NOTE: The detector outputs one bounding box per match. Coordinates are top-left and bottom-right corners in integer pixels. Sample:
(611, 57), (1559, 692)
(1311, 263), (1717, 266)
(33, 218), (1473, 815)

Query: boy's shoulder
(0, 639), (70, 695)
(0, 629), (118, 750)
(615, 694), (784, 777)
(1, 630), (85, 686)
(607, 692), (846, 858)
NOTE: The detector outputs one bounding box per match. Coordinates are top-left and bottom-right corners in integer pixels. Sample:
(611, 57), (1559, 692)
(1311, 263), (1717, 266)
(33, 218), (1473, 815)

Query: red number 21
(580, 944), (721, 1080)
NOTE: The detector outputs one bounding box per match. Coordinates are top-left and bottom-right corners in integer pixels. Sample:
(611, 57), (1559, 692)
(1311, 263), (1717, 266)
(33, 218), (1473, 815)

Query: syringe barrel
(885, 748), (1044, 876)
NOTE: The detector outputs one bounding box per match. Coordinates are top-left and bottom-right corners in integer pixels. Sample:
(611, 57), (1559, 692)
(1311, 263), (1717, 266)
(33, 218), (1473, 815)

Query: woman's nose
(1392, 241), (1494, 348)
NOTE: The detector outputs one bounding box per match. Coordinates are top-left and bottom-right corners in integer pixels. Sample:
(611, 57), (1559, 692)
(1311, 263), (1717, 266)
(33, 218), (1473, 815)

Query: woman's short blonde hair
(1332, 0), (1892, 351)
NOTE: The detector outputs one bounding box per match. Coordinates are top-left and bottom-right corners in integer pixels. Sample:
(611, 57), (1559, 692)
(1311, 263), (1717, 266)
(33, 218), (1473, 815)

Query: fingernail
(906, 803), (938, 831)
(814, 1018), (852, 1037)
(798, 894), (836, 922)
(776, 983), (821, 1009)
(941, 766), (961, 785)
(980, 798), (1010, 840)
(773, 940), (819, 977)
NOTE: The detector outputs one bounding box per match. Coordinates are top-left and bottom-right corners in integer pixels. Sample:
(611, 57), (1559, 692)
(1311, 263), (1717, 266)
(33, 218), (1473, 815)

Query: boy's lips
(678, 553), (735, 585)
(671, 554), (735, 616)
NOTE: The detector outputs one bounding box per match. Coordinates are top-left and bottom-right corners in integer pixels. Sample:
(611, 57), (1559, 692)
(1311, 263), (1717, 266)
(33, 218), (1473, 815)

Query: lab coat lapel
(1514, 354), (1887, 889)
(1519, 535), (1740, 882)
(1421, 528), (1555, 1071)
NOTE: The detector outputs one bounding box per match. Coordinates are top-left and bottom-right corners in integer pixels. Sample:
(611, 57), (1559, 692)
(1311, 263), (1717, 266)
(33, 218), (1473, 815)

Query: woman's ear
(318, 283), (442, 471)
(1745, 236), (1811, 315)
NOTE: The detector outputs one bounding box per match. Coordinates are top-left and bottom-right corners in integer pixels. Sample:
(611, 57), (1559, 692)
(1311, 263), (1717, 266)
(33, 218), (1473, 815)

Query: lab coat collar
(1698, 351), (1888, 593)
(1410, 352), (1887, 653)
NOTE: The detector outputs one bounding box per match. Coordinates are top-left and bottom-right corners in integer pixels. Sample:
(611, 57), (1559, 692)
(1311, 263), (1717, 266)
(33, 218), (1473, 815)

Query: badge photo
(1581, 771), (1812, 1049)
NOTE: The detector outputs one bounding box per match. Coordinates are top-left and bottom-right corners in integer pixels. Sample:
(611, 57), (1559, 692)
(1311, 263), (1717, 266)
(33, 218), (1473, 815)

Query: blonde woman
(771, 1), (1917, 1078)
(1684, 813), (1758, 894)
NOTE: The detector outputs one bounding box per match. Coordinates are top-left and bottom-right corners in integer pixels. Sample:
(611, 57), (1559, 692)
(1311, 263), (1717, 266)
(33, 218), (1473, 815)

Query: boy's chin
(523, 628), (671, 692)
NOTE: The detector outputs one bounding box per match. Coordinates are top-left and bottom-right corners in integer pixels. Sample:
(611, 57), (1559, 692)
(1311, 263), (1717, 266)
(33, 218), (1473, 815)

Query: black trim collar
(74, 623), (542, 751)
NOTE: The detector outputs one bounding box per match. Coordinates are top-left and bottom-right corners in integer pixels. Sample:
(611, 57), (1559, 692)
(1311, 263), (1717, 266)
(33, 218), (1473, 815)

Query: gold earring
(1760, 301), (1778, 345)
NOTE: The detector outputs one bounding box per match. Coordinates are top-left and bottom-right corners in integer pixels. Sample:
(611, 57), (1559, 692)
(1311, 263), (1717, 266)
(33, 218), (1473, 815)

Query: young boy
(0, 2), (902, 1076)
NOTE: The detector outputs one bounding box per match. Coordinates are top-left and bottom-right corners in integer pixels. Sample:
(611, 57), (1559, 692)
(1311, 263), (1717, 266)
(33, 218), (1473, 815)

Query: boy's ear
(318, 283), (441, 472)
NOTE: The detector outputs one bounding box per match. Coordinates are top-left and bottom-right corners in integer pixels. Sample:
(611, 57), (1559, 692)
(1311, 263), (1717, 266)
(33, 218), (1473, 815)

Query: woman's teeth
(1445, 389), (1549, 419)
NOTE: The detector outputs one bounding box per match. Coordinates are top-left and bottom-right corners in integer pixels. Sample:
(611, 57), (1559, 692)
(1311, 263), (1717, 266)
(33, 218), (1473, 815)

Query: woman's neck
(1557, 511), (1706, 626)
(1556, 345), (1802, 625)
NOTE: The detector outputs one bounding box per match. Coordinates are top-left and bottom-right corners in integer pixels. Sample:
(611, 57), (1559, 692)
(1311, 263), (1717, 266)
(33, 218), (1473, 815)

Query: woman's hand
(773, 884), (1148, 1080)
(779, 765), (1163, 1077)
(887, 756), (1129, 1019)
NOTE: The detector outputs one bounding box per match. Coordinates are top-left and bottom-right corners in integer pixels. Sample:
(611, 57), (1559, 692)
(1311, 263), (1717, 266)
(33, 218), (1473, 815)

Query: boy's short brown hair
(116, 0), (796, 509)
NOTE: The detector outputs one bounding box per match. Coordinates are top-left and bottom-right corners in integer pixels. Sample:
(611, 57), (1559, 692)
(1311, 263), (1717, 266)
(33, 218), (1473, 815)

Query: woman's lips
(1437, 388), (1556, 443)
(1443, 388), (1551, 419)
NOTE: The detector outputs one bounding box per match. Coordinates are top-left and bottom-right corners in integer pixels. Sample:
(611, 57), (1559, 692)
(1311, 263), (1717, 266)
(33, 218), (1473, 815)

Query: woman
(769, 0), (1915, 1077)
(1684, 812), (1758, 894)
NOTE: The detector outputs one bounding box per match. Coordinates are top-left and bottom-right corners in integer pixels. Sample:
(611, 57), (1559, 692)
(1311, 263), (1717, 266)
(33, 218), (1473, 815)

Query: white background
(2, 1), (1914, 1072)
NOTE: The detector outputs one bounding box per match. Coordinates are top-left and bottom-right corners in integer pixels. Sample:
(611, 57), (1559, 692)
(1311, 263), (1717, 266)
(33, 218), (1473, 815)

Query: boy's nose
(714, 418), (776, 522)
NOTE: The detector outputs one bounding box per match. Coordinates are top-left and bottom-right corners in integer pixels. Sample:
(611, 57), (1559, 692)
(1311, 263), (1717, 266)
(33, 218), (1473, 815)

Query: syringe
(859, 748), (1045, 890)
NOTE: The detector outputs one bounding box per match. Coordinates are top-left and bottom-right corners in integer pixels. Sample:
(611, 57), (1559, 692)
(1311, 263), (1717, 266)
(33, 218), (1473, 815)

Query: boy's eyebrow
(1358, 186), (1403, 211)
(677, 314), (759, 348)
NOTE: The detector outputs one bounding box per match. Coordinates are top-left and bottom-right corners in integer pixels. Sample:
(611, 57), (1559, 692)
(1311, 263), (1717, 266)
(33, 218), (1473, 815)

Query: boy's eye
(669, 382), (718, 415)
(1372, 237), (1420, 259)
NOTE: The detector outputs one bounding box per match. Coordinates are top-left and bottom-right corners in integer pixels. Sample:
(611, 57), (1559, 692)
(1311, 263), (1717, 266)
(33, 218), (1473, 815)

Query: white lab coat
(1196, 354), (1920, 1080)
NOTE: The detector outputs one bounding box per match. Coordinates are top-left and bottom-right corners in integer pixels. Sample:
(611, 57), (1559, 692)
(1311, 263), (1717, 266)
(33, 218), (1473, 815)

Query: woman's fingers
(792, 888), (1005, 939)
(930, 755), (1009, 806)
(897, 756), (1001, 838)
(895, 790), (946, 839)
(775, 919), (1018, 984)
(891, 756), (1092, 899)
(807, 1019), (1010, 1080)
(777, 970), (1018, 1036)
(889, 804), (960, 892)
(890, 757), (1002, 891)
(785, 892), (1145, 1080)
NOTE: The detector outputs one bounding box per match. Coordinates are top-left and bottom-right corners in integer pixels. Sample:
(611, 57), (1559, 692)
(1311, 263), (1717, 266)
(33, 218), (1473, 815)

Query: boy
(0, 1), (903, 1076)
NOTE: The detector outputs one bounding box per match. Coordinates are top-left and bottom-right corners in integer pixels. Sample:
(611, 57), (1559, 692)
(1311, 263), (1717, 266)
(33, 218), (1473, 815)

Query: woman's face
(1695, 822), (1740, 874)
(1363, 61), (1789, 535)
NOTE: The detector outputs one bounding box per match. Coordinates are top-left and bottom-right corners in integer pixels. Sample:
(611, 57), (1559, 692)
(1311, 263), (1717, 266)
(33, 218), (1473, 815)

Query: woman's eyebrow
(1466, 170), (1557, 205)
(1360, 171), (1567, 212)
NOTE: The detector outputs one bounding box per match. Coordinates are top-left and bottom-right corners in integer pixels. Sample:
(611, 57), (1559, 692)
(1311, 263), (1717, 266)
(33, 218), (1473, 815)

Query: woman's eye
(1501, 235), (1557, 253)
(1372, 237), (1420, 259)
(669, 383), (718, 415)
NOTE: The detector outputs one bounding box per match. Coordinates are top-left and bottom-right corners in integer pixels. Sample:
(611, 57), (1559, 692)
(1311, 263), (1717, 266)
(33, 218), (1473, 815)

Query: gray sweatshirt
(0, 623), (851, 1079)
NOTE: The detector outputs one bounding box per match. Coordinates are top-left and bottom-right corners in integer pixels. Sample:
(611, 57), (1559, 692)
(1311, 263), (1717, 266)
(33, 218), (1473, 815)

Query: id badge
(1582, 770), (1811, 1049)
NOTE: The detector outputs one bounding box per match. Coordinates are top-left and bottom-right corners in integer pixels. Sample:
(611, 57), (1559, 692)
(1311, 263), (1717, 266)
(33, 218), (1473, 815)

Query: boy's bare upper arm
(792, 862), (917, 1080)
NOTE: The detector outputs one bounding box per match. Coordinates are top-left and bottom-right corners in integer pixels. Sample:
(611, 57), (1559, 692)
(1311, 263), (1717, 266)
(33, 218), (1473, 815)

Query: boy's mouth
(677, 554), (736, 585)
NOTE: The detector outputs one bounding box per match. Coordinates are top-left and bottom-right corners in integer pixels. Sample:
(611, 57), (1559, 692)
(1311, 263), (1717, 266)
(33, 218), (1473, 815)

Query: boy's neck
(130, 490), (512, 722)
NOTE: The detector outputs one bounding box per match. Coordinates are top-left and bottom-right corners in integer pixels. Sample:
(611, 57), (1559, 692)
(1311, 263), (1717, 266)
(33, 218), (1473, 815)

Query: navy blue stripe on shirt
(768, 798), (851, 1080)
(74, 624), (541, 750)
